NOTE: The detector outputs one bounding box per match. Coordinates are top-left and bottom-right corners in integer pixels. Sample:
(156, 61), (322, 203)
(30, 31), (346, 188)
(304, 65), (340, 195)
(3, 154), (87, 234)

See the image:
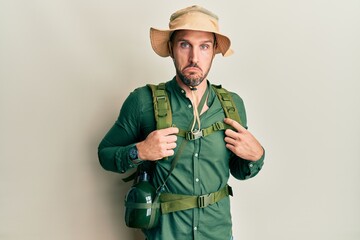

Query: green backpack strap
(147, 83), (172, 129)
(123, 83), (171, 183)
(176, 85), (243, 140)
(211, 84), (242, 126)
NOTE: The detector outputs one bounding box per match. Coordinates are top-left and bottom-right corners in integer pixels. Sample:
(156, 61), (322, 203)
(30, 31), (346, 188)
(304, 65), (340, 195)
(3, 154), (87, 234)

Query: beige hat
(150, 5), (233, 57)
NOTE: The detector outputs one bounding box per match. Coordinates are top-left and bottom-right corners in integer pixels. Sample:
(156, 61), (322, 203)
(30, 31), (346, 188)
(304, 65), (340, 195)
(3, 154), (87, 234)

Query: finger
(225, 129), (244, 143)
(160, 127), (179, 136)
(164, 134), (177, 143)
(224, 136), (237, 146)
(224, 118), (246, 132)
(166, 142), (177, 149)
(225, 143), (236, 153)
(224, 128), (238, 139)
(165, 149), (175, 157)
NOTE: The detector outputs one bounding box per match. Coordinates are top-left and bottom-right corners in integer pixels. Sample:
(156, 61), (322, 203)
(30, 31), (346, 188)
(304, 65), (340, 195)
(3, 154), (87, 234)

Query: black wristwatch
(129, 145), (142, 164)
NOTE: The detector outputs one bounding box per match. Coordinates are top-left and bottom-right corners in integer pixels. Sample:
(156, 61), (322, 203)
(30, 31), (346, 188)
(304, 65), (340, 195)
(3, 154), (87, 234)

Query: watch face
(129, 146), (138, 160)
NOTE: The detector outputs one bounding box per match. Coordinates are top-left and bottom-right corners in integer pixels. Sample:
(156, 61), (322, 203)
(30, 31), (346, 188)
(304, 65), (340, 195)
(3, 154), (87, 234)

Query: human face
(170, 30), (216, 88)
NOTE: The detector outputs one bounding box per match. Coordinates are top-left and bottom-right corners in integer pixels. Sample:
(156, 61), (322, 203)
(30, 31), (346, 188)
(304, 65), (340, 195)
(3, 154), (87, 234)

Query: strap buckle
(156, 96), (166, 101)
(186, 130), (203, 140)
(197, 193), (213, 208)
(213, 121), (224, 131)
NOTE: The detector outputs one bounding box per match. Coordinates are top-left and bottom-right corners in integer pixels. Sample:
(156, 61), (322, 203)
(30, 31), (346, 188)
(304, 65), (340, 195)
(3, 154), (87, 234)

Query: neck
(175, 76), (208, 105)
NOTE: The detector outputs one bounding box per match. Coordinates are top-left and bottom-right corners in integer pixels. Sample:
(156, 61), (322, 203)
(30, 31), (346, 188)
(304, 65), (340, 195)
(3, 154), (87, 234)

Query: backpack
(123, 82), (242, 182)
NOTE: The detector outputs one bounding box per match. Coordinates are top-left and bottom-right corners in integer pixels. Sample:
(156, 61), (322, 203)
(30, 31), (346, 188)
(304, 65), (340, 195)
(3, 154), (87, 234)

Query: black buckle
(197, 194), (212, 208)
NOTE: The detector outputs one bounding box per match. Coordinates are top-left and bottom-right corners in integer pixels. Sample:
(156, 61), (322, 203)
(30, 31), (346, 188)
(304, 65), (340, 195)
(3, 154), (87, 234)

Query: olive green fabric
(149, 83), (240, 140)
(147, 82), (173, 130)
(98, 78), (265, 240)
(212, 84), (242, 125)
(160, 185), (232, 214)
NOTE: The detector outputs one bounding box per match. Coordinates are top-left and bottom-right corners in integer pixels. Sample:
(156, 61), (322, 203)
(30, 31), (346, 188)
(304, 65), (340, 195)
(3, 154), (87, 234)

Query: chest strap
(177, 121), (234, 140)
(159, 185), (233, 214)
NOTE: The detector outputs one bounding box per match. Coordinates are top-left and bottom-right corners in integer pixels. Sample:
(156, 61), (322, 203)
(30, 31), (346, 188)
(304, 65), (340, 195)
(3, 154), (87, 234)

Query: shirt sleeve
(228, 92), (265, 180)
(229, 150), (265, 180)
(97, 86), (153, 173)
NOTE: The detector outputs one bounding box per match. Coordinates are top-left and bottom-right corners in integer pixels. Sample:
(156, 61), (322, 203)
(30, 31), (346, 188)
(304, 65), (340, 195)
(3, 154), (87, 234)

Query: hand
(136, 127), (179, 161)
(224, 118), (264, 161)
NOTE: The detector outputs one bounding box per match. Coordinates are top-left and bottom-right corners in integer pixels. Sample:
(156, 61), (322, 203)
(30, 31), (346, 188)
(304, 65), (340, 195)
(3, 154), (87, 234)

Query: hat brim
(150, 27), (233, 57)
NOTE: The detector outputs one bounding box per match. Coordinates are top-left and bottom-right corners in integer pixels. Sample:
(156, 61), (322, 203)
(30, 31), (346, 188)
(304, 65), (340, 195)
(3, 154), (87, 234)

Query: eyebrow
(177, 38), (214, 44)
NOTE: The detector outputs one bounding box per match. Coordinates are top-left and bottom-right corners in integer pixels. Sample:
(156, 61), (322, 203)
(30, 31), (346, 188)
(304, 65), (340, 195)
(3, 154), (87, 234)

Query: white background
(1, 0), (359, 239)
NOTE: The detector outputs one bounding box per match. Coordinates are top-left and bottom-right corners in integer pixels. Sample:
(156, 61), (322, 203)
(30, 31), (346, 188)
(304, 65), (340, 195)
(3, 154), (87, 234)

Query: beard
(175, 62), (210, 88)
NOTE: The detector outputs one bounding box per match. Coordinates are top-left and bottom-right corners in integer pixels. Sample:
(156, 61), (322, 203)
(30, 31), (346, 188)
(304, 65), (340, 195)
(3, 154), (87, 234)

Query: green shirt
(98, 78), (264, 240)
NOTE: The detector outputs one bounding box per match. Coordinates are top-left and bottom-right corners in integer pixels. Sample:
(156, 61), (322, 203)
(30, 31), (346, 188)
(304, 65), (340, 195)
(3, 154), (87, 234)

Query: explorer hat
(150, 5), (233, 57)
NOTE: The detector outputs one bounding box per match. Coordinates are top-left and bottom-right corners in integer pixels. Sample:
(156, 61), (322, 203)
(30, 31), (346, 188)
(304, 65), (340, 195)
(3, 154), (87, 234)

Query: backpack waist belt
(159, 185), (233, 214)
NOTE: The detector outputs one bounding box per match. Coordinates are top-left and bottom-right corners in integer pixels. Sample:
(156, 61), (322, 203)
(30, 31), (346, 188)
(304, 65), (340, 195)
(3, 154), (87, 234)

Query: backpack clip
(186, 130), (203, 141)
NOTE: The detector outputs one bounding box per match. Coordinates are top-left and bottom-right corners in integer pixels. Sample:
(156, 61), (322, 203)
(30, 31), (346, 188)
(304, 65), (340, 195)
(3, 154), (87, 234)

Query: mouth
(186, 67), (200, 71)
(184, 66), (202, 73)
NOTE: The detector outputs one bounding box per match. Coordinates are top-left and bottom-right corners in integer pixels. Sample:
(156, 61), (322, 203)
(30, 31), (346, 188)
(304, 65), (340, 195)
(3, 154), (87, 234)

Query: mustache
(184, 63), (201, 71)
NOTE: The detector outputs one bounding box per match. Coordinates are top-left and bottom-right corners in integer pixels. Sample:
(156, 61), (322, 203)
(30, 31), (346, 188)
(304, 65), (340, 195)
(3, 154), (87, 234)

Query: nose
(189, 47), (199, 64)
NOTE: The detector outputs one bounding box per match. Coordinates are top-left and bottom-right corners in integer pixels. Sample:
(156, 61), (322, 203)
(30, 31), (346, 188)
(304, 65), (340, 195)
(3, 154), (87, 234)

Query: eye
(200, 44), (210, 50)
(180, 42), (190, 48)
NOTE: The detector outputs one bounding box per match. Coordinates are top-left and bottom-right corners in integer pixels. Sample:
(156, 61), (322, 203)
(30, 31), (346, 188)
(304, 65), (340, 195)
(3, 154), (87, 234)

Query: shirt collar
(168, 76), (215, 101)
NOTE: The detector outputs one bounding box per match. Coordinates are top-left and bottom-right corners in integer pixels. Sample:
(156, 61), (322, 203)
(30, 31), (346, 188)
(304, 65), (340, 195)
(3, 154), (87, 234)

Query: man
(98, 5), (265, 240)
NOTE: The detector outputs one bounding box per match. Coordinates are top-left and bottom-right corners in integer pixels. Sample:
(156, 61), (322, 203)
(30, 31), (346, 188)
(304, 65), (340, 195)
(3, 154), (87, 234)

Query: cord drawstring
(190, 87), (201, 133)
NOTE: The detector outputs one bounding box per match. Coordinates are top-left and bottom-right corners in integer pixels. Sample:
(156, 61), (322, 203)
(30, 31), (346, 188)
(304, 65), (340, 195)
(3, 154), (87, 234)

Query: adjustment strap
(160, 185), (233, 214)
(124, 201), (160, 209)
(177, 121), (233, 140)
(148, 193), (161, 228)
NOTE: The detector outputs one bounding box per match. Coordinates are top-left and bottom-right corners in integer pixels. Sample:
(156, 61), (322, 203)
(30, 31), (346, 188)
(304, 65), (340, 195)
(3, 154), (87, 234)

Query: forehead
(172, 30), (215, 42)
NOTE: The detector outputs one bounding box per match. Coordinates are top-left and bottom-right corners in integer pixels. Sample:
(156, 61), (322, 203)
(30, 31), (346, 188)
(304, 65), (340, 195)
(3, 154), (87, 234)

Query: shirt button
(195, 178), (199, 182)
(194, 153), (198, 157)
(188, 104), (192, 108)
(249, 163), (253, 168)
(181, 90), (185, 94)
(194, 227), (198, 231)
